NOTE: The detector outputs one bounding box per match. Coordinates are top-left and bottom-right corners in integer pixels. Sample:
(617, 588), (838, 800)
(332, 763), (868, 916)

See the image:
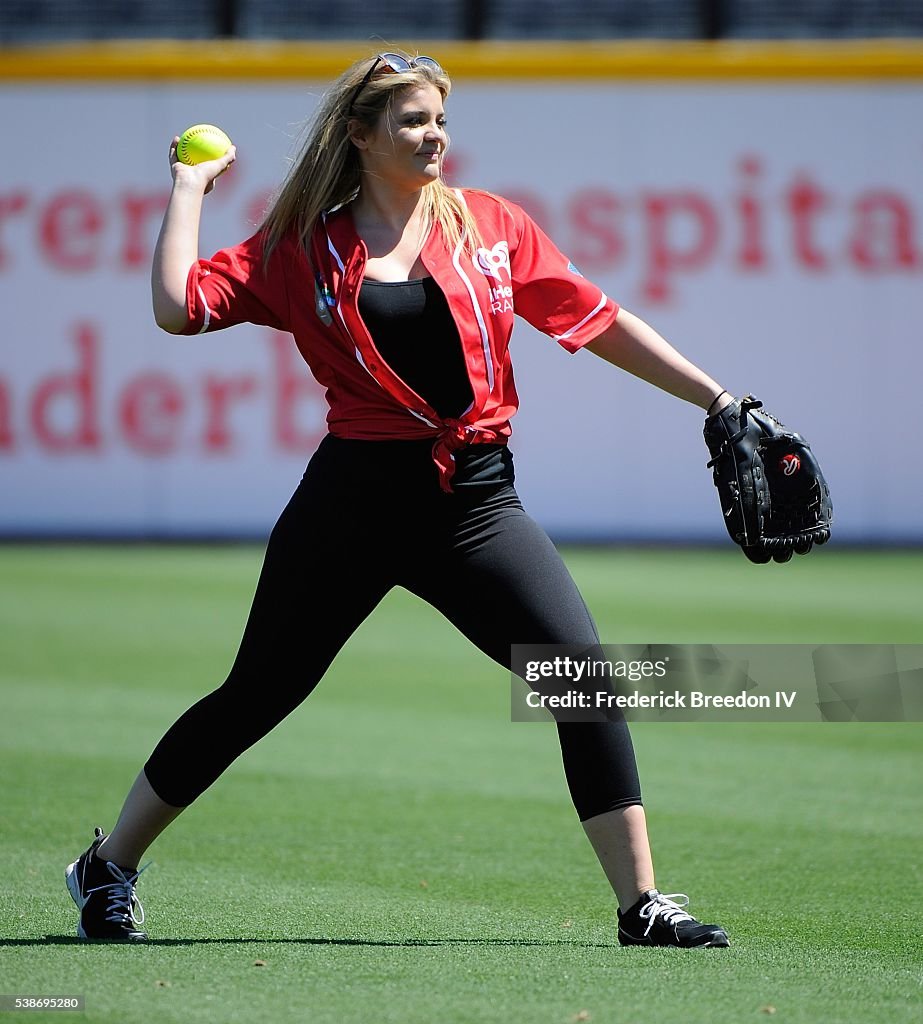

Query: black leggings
(144, 436), (642, 820)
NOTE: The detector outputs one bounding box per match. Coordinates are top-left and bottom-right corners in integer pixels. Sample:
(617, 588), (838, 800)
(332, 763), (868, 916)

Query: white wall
(1, 82), (920, 539)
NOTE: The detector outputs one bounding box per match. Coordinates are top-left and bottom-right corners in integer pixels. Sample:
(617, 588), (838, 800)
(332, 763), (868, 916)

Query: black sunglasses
(347, 53), (443, 117)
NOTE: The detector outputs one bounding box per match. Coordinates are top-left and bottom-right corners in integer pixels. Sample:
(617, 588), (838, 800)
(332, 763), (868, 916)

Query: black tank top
(357, 276), (512, 488)
(357, 276), (473, 420)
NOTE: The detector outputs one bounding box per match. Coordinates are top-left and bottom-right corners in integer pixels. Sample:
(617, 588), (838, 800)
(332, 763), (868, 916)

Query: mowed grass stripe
(564, 548), (923, 641)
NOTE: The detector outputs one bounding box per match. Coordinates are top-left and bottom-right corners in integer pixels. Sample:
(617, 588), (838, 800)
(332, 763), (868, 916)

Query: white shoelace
(638, 892), (694, 937)
(87, 861), (148, 927)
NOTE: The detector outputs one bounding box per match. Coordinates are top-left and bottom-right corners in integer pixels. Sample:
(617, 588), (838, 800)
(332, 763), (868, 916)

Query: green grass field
(1, 545), (921, 1024)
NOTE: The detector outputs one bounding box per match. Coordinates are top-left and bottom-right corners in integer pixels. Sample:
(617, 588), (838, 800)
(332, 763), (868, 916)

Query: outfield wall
(1, 42), (922, 540)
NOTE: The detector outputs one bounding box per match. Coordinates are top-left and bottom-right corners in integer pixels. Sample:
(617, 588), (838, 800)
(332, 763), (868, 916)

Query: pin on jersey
(314, 274), (335, 326)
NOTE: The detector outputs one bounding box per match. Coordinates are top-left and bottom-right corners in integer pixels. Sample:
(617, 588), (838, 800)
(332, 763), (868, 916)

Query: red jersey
(182, 189), (619, 489)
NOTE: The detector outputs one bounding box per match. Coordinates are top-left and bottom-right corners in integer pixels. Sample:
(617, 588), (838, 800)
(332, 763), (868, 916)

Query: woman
(66, 52), (731, 948)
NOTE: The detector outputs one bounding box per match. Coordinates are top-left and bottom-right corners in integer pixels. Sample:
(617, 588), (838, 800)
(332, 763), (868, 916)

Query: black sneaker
(65, 827), (148, 941)
(618, 889), (729, 948)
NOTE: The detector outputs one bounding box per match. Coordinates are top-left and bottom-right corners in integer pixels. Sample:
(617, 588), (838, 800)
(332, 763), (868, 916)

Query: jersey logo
(475, 241), (511, 281)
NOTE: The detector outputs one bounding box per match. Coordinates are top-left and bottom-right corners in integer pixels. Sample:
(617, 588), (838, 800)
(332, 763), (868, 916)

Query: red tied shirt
(182, 189), (620, 490)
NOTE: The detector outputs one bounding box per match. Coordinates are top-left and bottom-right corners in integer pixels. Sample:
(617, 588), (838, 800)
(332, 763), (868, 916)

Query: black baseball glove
(703, 395), (833, 564)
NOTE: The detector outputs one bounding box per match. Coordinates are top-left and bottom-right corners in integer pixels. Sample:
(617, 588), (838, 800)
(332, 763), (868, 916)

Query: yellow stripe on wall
(2, 39), (923, 81)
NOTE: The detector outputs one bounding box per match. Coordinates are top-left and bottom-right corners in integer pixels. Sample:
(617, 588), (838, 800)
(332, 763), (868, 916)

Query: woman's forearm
(151, 181), (206, 333)
(585, 308), (732, 413)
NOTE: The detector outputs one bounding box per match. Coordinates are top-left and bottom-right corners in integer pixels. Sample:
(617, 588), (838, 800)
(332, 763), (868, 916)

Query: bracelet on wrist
(706, 390), (729, 416)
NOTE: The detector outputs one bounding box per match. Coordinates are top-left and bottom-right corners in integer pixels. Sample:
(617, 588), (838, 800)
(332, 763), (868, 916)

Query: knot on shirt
(431, 420), (499, 493)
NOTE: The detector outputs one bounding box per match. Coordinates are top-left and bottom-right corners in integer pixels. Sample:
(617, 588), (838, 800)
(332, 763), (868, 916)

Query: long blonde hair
(260, 52), (482, 265)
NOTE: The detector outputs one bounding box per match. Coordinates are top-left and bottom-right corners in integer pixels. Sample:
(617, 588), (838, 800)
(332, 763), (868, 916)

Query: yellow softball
(176, 124), (233, 166)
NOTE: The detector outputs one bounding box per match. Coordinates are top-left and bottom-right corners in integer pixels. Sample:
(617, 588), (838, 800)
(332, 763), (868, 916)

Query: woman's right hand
(168, 136), (237, 195)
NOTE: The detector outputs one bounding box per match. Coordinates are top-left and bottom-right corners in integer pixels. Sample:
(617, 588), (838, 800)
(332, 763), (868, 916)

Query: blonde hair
(260, 52), (482, 265)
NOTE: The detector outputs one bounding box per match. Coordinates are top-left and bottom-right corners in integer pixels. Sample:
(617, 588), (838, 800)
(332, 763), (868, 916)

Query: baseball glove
(703, 395), (833, 564)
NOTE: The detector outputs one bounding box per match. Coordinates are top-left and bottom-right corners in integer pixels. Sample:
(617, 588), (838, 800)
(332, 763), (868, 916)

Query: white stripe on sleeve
(551, 293), (608, 343)
(196, 283), (213, 334)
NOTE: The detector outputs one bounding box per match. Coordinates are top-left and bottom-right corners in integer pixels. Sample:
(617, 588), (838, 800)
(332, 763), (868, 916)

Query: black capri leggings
(144, 436), (642, 820)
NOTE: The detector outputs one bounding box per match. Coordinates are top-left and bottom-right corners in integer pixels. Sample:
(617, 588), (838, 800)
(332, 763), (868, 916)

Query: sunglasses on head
(347, 53), (443, 117)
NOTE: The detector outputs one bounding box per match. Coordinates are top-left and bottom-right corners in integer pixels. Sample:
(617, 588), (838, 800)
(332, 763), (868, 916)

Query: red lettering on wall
(30, 323), (101, 452)
(640, 192), (719, 302)
(120, 191), (170, 269)
(787, 175), (830, 269)
(0, 377), (13, 450)
(39, 191), (104, 271)
(270, 333), (326, 452)
(0, 192), (29, 270)
(735, 155), (768, 270)
(567, 189), (624, 270)
(118, 373), (185, 456)
(2, 154), (922, 309)
(202, 374), (259, 452)
(850, 190), (920, 270)
(0, 322), (335, 459)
